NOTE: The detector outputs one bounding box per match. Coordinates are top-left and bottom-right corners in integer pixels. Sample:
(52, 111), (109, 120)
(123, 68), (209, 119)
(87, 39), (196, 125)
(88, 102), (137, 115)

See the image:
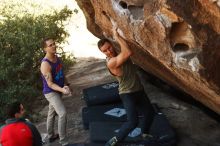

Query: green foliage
(0, 1), (74, 121)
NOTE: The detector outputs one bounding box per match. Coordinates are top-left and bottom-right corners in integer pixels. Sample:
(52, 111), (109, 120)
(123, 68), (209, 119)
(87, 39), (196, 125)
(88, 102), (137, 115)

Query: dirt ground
(35, 57), (220, 146)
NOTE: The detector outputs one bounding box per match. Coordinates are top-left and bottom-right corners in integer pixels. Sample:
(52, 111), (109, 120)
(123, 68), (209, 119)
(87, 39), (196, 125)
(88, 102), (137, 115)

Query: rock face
(75, 0), (220, 113)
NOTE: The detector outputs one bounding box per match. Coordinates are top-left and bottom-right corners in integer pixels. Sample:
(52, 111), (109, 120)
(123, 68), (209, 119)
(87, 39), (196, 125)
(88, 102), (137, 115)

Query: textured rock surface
(75, 0), (220, 113)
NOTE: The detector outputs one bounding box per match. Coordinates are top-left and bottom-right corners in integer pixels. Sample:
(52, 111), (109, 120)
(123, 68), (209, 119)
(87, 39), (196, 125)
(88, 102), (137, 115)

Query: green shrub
(0, 1), (74, 121)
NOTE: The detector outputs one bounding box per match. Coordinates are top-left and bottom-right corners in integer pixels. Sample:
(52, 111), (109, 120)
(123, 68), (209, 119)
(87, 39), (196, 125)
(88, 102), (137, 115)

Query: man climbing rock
(97, 28), (155, 146)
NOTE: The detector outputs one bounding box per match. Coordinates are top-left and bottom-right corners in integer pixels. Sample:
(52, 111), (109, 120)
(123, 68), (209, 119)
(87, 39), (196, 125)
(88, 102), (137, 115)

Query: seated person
(0, 101), (42, 146)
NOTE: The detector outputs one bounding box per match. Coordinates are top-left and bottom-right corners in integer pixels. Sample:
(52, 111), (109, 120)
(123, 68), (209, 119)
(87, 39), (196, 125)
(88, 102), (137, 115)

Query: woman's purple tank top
(41, 57), (64, 94)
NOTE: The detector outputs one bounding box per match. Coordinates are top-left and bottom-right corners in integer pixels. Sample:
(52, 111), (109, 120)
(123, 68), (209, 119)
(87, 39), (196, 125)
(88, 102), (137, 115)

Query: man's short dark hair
(97, 38), (111, 49)
(41, 37), (53, 49)
(6, 101), (21, 118)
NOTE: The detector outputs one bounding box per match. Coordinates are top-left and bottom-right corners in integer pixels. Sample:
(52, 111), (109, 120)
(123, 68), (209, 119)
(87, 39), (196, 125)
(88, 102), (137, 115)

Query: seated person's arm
(0, 125), (5, 146)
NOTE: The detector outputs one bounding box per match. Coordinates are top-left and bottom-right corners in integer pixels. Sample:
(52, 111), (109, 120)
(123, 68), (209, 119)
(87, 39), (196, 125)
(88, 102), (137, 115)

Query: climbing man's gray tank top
(113, 59), (143, 94)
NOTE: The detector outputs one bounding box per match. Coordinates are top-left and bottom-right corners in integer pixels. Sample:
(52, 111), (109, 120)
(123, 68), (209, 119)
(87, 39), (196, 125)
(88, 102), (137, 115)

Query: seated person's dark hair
(6, 101), (21, 118)
(97, 38), (111, 49)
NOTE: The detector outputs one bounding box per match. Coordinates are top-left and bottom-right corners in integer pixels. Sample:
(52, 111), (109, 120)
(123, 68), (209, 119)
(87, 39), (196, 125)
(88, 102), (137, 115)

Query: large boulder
(75, 0), (220, 113)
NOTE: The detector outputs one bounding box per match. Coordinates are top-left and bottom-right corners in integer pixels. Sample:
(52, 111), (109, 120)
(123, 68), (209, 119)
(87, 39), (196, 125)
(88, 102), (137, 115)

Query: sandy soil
(35, 57), (220, 146)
